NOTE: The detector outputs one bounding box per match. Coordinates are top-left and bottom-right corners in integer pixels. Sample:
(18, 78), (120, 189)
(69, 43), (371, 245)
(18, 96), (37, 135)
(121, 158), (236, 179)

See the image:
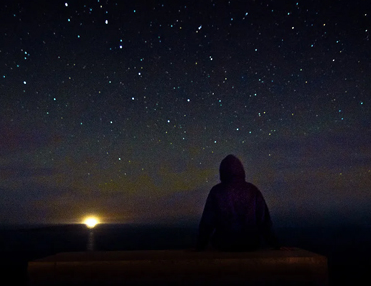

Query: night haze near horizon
(0, 0), (370, 227)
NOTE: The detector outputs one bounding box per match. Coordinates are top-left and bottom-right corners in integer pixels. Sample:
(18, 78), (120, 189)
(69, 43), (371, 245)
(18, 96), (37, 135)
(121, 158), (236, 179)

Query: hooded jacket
(197, 155), (279, 251)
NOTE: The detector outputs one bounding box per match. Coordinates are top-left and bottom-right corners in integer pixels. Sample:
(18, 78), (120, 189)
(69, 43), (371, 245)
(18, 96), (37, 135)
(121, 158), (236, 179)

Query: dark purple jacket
(197, 155), (279, 251)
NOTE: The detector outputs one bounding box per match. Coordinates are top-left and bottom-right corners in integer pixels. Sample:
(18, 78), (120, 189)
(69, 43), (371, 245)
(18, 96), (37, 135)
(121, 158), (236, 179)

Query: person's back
(196, 154), (279, 251)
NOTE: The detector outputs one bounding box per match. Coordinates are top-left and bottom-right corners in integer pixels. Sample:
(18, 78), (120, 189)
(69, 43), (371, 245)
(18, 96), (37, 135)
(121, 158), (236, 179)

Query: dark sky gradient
(0, 0), (370, 226)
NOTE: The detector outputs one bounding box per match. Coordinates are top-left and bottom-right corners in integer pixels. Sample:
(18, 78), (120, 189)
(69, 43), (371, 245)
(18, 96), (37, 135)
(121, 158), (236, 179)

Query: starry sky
(0, 0), (370, 226)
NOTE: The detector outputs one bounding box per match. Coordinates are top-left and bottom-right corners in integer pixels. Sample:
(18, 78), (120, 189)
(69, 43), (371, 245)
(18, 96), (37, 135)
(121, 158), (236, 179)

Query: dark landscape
(1, 223), (370, 286)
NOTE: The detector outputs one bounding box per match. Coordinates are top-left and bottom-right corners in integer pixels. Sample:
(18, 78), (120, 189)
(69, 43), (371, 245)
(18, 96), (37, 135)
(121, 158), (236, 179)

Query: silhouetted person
(196, 154), (279, 251)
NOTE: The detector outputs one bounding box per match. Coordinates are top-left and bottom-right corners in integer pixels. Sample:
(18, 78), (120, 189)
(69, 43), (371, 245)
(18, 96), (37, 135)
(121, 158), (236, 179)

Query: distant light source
(84, 217), (99, 229)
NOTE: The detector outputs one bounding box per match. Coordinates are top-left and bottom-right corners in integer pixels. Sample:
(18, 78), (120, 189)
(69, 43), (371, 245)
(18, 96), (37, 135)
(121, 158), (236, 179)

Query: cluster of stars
(0, 0), (370, 178)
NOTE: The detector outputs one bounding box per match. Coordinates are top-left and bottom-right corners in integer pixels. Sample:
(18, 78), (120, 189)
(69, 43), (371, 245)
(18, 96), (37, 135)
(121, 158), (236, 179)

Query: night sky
(0, 0), (370, 226)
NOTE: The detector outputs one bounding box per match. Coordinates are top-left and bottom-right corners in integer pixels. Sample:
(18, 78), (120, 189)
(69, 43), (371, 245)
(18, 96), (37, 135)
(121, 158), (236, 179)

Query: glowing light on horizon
(84, 217), (99, 229)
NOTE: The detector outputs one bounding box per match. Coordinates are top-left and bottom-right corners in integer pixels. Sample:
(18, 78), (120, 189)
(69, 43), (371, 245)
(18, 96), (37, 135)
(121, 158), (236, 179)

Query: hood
(219, 154), (246, 183)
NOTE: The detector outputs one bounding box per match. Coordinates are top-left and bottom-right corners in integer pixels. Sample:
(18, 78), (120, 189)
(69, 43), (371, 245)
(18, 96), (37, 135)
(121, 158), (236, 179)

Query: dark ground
(0, 224), (370, 286)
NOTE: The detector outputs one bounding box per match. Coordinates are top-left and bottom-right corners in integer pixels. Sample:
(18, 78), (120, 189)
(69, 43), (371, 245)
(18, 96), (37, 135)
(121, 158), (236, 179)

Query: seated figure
(196, 154), (279, 251)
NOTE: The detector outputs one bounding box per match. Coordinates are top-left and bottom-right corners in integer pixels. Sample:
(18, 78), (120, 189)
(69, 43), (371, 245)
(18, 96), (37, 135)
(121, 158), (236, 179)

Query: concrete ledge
(28, 248), (328, 286)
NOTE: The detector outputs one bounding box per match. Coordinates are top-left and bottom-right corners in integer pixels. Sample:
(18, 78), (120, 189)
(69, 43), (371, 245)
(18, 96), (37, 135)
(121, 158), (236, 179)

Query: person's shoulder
(210, 183), (223, 191)
(245, 182), (263, 193)
(208, 183), (225, 194)
(245, 182), (258, 189)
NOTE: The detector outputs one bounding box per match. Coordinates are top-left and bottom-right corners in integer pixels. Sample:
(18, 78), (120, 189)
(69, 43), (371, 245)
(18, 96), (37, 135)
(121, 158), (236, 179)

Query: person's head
(219, 154), (246, 183)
